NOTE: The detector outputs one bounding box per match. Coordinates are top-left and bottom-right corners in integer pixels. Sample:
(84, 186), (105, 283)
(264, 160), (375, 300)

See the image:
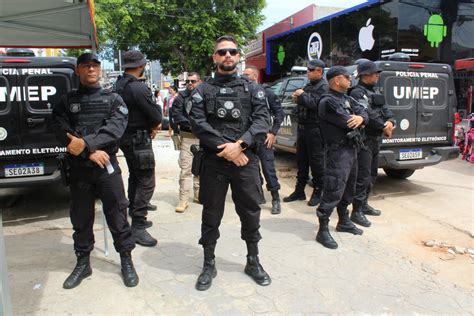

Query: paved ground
(1, 133), (473, 314)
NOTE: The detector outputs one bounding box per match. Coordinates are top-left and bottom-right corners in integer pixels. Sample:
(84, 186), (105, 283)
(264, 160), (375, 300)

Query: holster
(56, 153), (71, 186)
(190, 144), (204, 177)
(132, 130), (155, 169)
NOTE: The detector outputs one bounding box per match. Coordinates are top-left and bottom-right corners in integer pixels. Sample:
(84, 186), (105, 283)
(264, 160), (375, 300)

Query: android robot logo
(423, 14), (447, 48)
(277, 45), (285, 66)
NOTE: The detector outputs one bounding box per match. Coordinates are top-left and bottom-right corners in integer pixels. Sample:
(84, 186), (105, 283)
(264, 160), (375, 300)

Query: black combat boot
(270, 190), (281, 215)
(244, 242), (271, 286)
(63, 252), (92, 289)
(120, 251), (139, 287)
(132, 219), (158, 247)
(336, 206), (363, 235)
(283, 183), (306, 202)
(315, 218), (338, 249)
(147, 203), (158, 211)
(307, 187), (323, 206)
(363, 203), (381, 216)
(351, 204), (372, 227)
(196, 244), (217, 291)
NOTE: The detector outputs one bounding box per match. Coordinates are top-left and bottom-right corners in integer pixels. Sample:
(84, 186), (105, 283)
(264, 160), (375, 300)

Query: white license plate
(4, 163), (44, 177)
(399, 149), (423, 160)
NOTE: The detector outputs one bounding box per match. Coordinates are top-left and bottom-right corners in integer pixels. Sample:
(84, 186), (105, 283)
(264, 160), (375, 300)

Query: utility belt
(123, 130), (155, 169)
(58, 153), (119, 185)
(327, 129), (366, 152)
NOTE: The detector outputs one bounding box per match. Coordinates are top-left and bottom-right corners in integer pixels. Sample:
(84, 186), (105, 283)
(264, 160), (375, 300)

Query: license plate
(399, 149), (423, 160)
(4, 163), (44, 177)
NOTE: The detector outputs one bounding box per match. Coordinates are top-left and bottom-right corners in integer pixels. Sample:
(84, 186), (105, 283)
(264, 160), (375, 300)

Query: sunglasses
(186, 80), (197, 84)
(215, 48), (239, 56)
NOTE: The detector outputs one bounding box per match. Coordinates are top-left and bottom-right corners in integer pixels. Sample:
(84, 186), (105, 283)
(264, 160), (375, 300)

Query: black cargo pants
(353, 136), (380, 210)
(198, 151), (262, 246)
(296, 124), (325, 189)
(316, 144), (358, 220)
(257, 142), (281, 192)
(69, 157), (135, 254)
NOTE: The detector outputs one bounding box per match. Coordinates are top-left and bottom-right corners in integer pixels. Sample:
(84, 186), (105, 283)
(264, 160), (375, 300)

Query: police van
(273, 58), (459, 179)
(0, 56), (78, 187)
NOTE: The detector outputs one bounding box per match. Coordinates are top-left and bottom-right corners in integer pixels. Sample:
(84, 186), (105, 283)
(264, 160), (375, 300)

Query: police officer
(243, 65), (285, 214)
(316, 66), (369, 249)
(115, 50), (162, 247)
(350, 61), (396, 224)
(52, 53), (138, 288)
(189, 35), (271, 291)
(171, 72), (202, 212)
(284, 59), (328, 206)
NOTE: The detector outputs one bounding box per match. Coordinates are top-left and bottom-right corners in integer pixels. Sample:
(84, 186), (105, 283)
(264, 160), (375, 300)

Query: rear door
(0, 68), (21, 151)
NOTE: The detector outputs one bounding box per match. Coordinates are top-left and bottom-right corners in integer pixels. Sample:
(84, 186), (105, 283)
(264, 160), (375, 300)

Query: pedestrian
(315, 66), (369, 249)
(171, 72), (202, 212)
(189, 35), (272, 290)
(154, 89), (164, 109)
(350, 60), (396, 224)
(283, 59), (328, 207)
(115, 50), (162, 247)
(243, 65), (285, 214)
(166, 85), (179, 137)
(52, 53), (138, 288)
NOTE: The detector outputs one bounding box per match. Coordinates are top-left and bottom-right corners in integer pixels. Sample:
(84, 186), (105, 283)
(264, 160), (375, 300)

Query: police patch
(70, 103), (81, 113)
(256, 90), (265, 100)
(224, 101), (234, 110)
(217, 108), (227, 118)
(231, 108), (241, 119)
(192, 93), (203, 103)
(220, 88), (227, 94)
(118, 106), (128, 115)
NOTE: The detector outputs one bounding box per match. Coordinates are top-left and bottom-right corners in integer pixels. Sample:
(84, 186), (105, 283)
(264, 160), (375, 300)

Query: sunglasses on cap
(215, 48), (239, 56)
(186, 80), (197, 84)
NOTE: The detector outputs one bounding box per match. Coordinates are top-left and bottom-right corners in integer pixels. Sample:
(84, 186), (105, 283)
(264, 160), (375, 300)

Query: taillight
(1, 59), (31, 63)
(409, 64), (426, 69)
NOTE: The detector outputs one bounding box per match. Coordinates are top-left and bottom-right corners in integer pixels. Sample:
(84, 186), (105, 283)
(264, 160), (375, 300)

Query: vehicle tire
(383, 168), (416, 179)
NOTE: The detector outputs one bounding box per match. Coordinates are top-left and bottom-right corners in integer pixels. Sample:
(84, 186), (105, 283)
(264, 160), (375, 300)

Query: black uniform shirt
(262, 84), (285, 135)
(297, 78), (329, 125)
(115, 73), (162, 134)
(171, 88), (192, 132)
(190, 73), (270, 152)
(52, 84), (128, 159)
(318, 89), (369, 144)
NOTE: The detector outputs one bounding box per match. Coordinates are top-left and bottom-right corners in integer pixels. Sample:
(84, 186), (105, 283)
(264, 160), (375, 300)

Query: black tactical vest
(202, 78), (253, 141)
(351, 85), (386, 136)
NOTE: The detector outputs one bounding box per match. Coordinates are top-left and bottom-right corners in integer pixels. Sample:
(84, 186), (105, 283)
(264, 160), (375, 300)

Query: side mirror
(371, 93), (385, 106)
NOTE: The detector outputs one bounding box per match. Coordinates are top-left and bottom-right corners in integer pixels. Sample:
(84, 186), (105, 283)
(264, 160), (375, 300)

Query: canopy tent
(0, 0), (97, 49)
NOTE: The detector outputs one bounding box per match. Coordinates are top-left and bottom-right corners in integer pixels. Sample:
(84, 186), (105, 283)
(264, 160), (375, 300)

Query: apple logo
(359, 18), (375, 51)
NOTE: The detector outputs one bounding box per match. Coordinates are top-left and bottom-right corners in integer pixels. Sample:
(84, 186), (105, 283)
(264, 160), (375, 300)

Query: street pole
(0, 209), (13, 316)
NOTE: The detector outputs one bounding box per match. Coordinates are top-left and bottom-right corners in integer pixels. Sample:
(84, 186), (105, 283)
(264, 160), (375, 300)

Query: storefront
(266, 0), (474, 113)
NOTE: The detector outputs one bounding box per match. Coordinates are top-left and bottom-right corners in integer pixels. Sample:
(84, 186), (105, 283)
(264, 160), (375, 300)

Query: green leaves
(95, 0), (265, 75)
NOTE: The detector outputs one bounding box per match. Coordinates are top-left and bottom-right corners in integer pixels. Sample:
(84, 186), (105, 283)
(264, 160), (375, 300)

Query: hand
(264, 133), (276, 149)
(347, 115), (364, 129)
(232, 152), (249, 167)
(292, 89), (304, 97)
(383, 121), (394, 138)
(216, 142), (242, 161)
(150, 125), (160, 139)
(89, 150), (110, 168)
(66, 133), (86, 156)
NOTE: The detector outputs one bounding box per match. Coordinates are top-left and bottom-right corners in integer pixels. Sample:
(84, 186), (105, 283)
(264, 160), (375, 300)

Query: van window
(0, 76), (11, 112)
(25, 74), (69, 112)
(385, 77), (413, 107)
(270, 81), (283, 96)
(282, 78), (305, 101)
(421, 78), (446, 108)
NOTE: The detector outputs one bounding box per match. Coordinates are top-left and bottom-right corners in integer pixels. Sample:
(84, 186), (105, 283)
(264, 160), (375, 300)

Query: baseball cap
(307, 59), (326, 70)
(326, 66), (350, 81)
(77, 53), (100, 66)
(122, 50), (147, 68)
(357, 61), (381, 77)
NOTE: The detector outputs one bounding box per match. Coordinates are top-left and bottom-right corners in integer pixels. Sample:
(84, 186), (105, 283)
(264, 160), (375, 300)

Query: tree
(94, 0), (265, 76)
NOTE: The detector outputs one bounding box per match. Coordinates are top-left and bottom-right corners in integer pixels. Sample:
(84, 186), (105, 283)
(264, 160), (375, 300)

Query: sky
(259, 0), (367, 32)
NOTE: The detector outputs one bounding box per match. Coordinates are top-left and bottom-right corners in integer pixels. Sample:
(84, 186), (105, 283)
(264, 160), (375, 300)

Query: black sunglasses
(186, 80), (197, 84)
(215, 48), (239, 56)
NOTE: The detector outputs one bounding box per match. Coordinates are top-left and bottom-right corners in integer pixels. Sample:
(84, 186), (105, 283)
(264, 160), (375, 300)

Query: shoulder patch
(118, 105), (128, 115)
(256, 90), (265, 100)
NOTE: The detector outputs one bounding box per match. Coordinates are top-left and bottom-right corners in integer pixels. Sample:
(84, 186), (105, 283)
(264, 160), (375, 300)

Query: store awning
(0, 0), (97, 49)
(455, 58), (474, 71)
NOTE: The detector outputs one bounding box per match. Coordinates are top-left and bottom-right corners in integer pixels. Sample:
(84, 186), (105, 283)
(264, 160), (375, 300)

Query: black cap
(77, 53), (100, 66)
(307, 59), (325, 70)
(122, 50), (147, 68)
(357, 61), (381, 77)
(326, 66), (350, 81)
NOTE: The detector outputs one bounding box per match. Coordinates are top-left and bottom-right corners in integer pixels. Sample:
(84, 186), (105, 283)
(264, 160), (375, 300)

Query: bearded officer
(189, 35), (271, 291)
(52, 53), (138, 288)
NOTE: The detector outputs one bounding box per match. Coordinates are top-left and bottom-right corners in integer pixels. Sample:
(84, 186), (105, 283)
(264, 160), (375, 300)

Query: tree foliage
(94, 0), (265, 76)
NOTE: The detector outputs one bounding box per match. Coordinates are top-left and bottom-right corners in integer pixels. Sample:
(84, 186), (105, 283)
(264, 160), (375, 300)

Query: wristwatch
(236, 140), (248, 150)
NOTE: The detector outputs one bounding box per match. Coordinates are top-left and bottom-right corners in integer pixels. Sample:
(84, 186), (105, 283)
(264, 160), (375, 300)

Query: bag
(132, 130), (155, 169)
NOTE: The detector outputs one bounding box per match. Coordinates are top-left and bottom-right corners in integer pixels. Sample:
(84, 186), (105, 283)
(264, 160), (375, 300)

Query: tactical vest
(298, 79), (326, 124)
(319, 93), (356, 145)
(351, 85), (386, 136)
(202, 78), (252, 141)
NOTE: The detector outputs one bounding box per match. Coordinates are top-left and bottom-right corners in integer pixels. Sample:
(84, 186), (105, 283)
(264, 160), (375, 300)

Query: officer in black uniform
(115, 50), (162, 247)
(350, 61), (396, 224)
(243, 65), (285, 214)
(52, 53), (138, 288)
(315, 66), (369, 249)
(189, 35), (271, 291)
(284, 59), (328, 206)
